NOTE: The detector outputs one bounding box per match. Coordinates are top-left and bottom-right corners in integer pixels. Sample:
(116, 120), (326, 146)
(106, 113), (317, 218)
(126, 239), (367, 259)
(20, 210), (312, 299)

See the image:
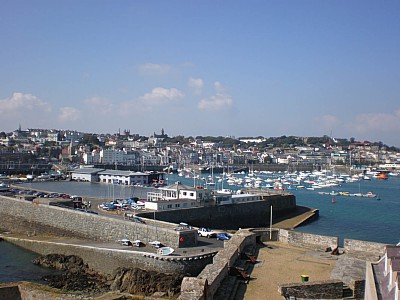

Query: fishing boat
(362, 192), (377, 198)
(376, 170), (389, 180)
(157, 246), (174, 256)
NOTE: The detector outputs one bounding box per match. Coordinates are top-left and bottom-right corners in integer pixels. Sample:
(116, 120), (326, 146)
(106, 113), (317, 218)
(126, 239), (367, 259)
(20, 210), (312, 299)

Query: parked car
(131, 217), (145, 224)
(198, 227), (217, 238)
(175, 222), (192, 231)
(216, 232), (231, 241)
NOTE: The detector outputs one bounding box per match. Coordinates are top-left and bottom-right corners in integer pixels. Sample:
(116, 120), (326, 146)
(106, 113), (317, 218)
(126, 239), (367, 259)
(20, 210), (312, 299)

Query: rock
(32, 254), (86, 271)
(111, 267), (185, 297)
(32, 254), (186, 298)
(33, 254), (108, 295)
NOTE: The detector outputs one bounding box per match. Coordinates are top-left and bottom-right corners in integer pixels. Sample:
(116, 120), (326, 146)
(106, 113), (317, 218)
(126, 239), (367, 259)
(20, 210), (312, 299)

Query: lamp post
(270, 205), (273, 240)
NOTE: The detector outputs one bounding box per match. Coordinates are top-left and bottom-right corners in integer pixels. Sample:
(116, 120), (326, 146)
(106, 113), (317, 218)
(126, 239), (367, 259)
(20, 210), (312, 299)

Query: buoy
(332, 198), (335, 204)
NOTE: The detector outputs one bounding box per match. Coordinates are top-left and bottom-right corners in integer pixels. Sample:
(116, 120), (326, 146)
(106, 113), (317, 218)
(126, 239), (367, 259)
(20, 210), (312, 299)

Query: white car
(198, 227), (217, 238)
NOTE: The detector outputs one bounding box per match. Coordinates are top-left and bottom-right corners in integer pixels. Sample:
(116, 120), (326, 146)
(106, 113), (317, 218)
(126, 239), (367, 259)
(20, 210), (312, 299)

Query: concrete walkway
(273, 206), (319, 229)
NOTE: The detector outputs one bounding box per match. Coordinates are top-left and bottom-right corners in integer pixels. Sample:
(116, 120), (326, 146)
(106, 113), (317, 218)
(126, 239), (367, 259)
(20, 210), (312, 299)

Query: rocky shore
(32, 254), (185, 298)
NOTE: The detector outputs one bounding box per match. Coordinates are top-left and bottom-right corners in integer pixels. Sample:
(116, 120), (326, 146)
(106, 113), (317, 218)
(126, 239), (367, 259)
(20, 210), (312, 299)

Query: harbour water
(0, 239), (60, 283)
(1, 172), (399, 283)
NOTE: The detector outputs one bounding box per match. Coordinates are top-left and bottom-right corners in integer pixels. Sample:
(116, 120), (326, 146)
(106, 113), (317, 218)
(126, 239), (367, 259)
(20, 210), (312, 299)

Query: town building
(70, 167), (158, 185)
(98, 170), (149, 185)
(145, 182), (212, 211)
(71, 167), (105, 182)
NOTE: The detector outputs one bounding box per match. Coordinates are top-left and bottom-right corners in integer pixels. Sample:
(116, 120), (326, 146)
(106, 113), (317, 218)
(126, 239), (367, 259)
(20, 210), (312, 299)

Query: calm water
(0, 239), (60, 283)
(294, 176), (400, 245)
(3, 173), (399, 283)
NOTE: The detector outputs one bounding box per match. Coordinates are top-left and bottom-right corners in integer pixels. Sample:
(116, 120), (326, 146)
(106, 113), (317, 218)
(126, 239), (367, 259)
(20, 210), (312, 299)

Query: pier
(273, 206), (319, 230)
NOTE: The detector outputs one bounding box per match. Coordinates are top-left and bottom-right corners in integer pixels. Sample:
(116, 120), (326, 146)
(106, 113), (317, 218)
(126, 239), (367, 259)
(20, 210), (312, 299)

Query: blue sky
(1, 1), (399, 146)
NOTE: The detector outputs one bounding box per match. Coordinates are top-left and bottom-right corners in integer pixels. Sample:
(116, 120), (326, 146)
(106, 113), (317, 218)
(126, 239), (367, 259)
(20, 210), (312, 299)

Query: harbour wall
(179, 229), (256, 300)
(0, 196), (196, 248)
(138, 194), (296, 229)
(278, 229), (339, 250)
(279, 280), (344, 299)
(2, 236), (213, 277)
(0, 282), (86, 300)
(344, 239), (388, 258)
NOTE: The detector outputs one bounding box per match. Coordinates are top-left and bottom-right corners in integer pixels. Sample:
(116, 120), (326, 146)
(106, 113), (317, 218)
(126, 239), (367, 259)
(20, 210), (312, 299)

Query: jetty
(273, 206), (319, 230)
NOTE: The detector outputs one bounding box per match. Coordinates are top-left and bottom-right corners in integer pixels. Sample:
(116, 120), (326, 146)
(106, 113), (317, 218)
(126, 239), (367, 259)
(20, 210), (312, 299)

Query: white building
(47, 132), (59, 142)
(97, 170), (149, 185)
(71, 168), (105, 182)
(100, 149), (125, 164)
(145, 182), (212, 211)
(83, 150), (101, 164)
(71, 167), (153, 185)
(141, 153), (161, 165)
(213, 192), (262, 205)
(144, 198), (200, 211)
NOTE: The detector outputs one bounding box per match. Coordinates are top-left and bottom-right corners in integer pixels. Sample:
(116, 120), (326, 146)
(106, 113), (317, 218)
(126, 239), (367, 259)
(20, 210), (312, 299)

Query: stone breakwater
(138, 193), (296, 229)
(2, 236), (214, 277)
(0, 193), (297, 248)
(0, 195), (196, 248)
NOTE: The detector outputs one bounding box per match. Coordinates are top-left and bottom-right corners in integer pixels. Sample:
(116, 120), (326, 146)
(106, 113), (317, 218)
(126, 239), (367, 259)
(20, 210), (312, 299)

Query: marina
(12, 168), (400, 245)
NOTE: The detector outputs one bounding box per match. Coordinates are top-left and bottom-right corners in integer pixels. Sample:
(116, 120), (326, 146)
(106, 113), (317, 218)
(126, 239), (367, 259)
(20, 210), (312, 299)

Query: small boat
(376, 171), (389, 180)
(149, 240), (161, 248)
(132, 240), (143, 247)
(118, 239), (132, 246)
(157, 246), (174, 256)
(363, 192), (377, 198)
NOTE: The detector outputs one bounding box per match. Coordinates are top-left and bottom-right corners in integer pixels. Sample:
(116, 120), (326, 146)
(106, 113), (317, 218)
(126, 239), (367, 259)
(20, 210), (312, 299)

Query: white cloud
(197, 81), (233, 111)
(188, 77), (204, 95)
(117, 87), (184, 115)
(314, 114), (340, 130)
(214, 81), (225, 93)
(138, 63), (172, 75)
(352, 110), (400, 133)
(139, 87), (184, 107)
(58, 107), (81, 123)
(0, 92), (51, 115)
(198, 93), (233, 111)
(84, 97), (114, 115)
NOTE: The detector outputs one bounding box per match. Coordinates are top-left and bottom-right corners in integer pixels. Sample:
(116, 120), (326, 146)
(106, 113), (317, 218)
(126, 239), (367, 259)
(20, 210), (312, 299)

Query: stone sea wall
(0, 195), (196, 248)
(0, 282), (86, 300)
(138, 194), (296, 229)
(344, 239), (388, 257)
(3, 236), (214, 277)
(279, 229), (338, 250)
(179, 229), (256, 300)
(279, 280), (344, 299)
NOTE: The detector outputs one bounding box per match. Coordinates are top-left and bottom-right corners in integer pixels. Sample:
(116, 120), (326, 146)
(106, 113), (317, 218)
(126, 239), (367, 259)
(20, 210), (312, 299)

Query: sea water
(295, 176), (400, 245)
(0, 239), (59, 283)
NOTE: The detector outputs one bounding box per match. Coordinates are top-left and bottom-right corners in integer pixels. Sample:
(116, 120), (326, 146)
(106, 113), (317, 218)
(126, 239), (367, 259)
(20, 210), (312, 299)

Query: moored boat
(157, 246), (174, 256)
(376, 170), (389, 180)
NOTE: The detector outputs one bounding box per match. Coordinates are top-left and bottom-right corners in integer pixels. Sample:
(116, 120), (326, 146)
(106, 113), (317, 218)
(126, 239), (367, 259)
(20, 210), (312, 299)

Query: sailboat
(206, 165), (215, 186)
